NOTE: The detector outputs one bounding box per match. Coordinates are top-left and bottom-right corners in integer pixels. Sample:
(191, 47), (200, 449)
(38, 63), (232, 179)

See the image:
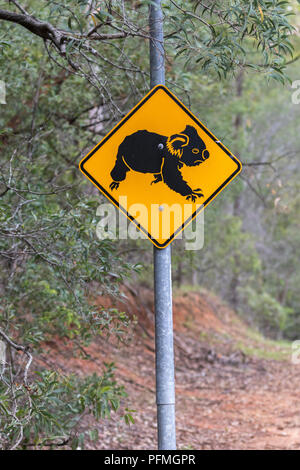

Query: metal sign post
(149, 0), (176, 450)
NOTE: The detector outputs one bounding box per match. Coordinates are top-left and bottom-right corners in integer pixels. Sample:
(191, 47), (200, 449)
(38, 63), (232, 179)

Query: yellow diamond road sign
(79, 85), (242, 248)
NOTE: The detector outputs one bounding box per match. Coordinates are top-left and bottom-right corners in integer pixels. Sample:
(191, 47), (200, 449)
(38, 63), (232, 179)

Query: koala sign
(110, 125), (209, 202)
(79, 85), (242, 248)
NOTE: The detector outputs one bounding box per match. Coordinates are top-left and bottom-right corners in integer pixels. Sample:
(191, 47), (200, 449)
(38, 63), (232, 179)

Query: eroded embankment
(41, 286), (300, 450)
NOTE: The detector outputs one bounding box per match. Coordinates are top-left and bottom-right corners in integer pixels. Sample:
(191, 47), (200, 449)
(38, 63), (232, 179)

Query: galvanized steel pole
(149, 0), (176, 451)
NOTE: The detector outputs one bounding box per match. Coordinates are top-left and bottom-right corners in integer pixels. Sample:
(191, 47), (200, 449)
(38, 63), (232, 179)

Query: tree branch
(0, 7), (143, 51)
(0, 328), (32, 386)
(9, 0), (30, 16)
(0, 8), (63, 50)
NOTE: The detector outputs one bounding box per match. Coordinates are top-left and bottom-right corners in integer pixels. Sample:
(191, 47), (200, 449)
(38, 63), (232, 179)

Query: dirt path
(91, 341), (300, 450)
(45, 287), (300, 450)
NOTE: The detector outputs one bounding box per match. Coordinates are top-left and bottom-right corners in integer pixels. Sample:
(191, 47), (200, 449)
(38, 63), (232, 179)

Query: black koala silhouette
(110, 125), (210, 201)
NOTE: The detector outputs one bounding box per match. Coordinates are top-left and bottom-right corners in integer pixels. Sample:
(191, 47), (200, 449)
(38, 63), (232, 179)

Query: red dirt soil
(42, 286), (300, 450)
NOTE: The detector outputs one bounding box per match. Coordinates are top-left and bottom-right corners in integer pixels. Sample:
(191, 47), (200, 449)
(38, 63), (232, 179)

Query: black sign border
(79, 85), (242, 248)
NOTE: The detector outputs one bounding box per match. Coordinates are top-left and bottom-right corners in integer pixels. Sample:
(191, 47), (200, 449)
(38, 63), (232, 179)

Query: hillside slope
(43, 286), (300, 450)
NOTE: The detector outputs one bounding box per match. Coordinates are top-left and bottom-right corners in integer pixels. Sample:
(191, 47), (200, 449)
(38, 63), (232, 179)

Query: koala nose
(202, 149), (209, 160)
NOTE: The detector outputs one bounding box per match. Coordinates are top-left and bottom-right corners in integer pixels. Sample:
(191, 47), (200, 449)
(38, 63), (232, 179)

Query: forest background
(0, 0), (300, 450)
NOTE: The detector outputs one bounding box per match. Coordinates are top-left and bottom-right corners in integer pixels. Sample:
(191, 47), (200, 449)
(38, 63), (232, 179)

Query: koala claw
(110, 181), (120, 191)
(186, 188), (204, 202)
(151, 174), (162, 185)
(186, 194), (197, 202)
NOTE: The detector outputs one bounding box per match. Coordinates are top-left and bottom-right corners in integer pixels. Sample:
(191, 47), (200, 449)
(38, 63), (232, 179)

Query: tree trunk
(230, 69), (244, 308)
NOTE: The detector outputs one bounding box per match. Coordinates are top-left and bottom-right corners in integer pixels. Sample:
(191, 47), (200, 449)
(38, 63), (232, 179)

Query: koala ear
(183, 125), (198, 138)
(168, 133), (189, 150)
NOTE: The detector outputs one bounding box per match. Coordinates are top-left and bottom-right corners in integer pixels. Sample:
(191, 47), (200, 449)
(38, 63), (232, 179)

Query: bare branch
(0, 328), (32, 386)
(0, 7), (146, 49)
(9, 0), (30, 16)
(0, 9), (63, 50)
